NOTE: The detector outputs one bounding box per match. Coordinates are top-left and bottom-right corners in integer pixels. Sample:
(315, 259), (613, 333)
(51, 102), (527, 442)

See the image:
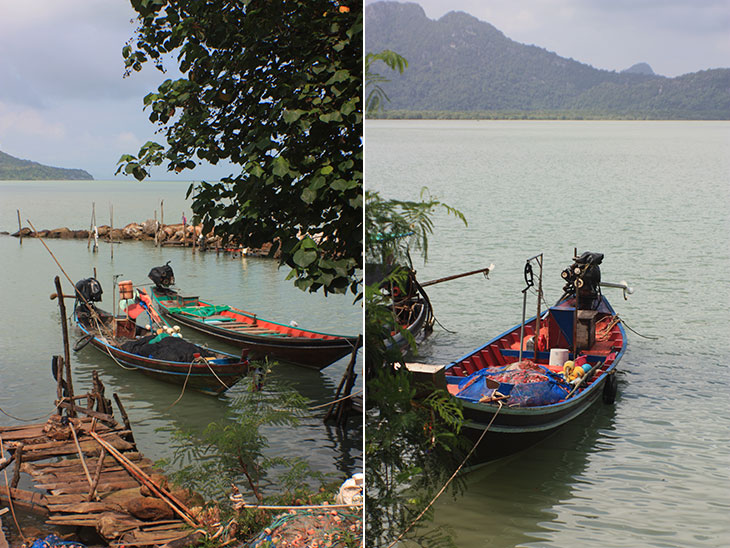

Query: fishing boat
(365, 263), (435, 352)
(143, 264), (360, 370)
(444, 252), (629, 463)
(71, 277), (249, 396)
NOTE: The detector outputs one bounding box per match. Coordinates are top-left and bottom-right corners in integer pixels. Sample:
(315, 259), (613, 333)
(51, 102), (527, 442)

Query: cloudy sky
(0, 1), (231, 180)
(372, 0), (730, 76)
(1, 1), (728, 179)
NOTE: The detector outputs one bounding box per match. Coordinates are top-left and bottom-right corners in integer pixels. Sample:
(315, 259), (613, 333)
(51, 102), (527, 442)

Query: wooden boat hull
(445, 295), (626, 463)
(74, 312), (249, 396)
(147, 288), (358, 370)
(385, 298), (432, 352)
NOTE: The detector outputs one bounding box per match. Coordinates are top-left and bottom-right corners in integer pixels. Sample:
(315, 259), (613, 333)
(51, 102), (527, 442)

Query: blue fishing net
(29, 535), (86, 548)
(456, 364), (570, 407)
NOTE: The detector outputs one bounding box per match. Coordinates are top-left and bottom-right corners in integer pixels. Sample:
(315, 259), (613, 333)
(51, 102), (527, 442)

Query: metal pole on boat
(534, 254), (543, 361)
(519, 259), (536, 363)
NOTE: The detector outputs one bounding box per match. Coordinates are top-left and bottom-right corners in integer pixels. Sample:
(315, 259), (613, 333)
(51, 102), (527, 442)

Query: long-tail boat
(143, 264), (360, 370)
(444, 252), (629, 463)
(71, 278), (249, 396)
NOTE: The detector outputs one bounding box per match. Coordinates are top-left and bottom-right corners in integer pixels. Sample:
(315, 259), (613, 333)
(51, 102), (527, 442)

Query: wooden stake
(69, 423), (93, 488)
(10, 444), (23, 489)
(16, 210), (22, 245)
(110, 204), (114, 260)
(86, 449), (107, 502)
(54, 276), (75, 416)
(53, 355), (64, 416)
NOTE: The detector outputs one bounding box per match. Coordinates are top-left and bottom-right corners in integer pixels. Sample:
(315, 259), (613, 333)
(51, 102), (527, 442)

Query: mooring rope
(308, 389), (363, 411)
(386, 401), (504, 548)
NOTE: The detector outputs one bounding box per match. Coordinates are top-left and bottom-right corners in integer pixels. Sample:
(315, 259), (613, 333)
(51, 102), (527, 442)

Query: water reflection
(425, 402), (617, 547)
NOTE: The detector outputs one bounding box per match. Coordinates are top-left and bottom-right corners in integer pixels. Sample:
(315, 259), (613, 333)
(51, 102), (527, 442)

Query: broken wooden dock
(0, 370), (202, 547)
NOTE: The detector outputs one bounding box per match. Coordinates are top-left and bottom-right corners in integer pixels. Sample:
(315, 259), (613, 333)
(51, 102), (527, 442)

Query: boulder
(123, 223), (144, 240)
(49, 227), (73, 239)
(142, 219), (157, 236)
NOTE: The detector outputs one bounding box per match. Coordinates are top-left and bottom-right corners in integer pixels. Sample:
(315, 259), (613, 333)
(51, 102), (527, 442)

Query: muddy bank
(11, 219), (279, 257)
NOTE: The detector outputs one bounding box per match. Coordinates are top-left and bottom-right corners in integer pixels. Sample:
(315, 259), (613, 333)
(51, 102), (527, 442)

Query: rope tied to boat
(386, 401), (504, 548)
(308, 389), (363, 411)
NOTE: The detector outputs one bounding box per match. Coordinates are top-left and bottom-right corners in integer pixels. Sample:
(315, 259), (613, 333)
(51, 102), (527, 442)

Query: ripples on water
(367, 121), (730, 547)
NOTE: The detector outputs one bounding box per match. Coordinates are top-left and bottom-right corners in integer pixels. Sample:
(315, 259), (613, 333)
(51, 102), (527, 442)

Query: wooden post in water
(53, 355), (64, 416)
(325, 335), (362, 425)
(54, 276), (75, 417)
(88, 202), (97, 250)
(110, 205), (114, 260)
(154, 210), (158, 247)
(16, 210), (22, 245)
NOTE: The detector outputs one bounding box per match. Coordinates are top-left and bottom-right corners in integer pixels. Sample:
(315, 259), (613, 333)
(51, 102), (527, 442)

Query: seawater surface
(0, 181), (362, 509)
(366, 120), (730, 547)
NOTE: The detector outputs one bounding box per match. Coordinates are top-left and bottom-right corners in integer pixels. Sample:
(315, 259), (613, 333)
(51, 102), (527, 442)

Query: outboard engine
(75, 277), (103, 317)
(148, 262), (175, 289)
(561, 251), (603, 310)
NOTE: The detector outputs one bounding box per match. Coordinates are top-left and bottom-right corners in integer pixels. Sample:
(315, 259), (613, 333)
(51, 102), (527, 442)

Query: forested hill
(0, 150), (93, 180)
(365, 1), (730, 119)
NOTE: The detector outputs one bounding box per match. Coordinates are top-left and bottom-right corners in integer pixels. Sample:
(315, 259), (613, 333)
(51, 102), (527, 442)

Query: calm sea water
(366, 120), (730, 547)
(0, 181), (362, 501)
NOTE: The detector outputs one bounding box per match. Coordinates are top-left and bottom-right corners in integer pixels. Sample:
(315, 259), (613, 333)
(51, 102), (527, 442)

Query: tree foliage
(365, 50), (408, 115)
(119, 0), (363, 295)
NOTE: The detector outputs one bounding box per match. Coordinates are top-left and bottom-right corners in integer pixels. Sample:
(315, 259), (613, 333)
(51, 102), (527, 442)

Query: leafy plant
(366, 50), (408, 115)
(119, 0), (363, 295)
(162, 373), (323, 505)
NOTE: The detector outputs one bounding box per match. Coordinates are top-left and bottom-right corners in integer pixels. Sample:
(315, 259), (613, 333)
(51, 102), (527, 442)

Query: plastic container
(549, 348), (570, 367)
(118, 280), (133, 300)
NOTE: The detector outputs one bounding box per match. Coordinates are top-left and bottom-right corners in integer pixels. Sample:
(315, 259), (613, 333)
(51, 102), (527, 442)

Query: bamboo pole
(16, 210), (22, 245)
(53, 355), (64, 416)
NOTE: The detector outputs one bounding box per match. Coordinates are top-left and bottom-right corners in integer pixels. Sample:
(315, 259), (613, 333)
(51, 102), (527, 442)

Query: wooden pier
(0, 372), (201, 547)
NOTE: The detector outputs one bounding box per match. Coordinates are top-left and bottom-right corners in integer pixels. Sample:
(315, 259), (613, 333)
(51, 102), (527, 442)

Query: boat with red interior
(444, 252), (629, 463)
(71, 277), (249, 396)
(143, 264), (360, 370)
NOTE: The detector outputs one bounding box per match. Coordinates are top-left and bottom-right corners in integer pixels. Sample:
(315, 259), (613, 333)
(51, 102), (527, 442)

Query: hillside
(365, 2), (730, 119)
(0, 150), (93, 180)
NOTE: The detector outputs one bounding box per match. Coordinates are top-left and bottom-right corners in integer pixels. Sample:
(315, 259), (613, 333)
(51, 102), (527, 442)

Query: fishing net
(119, 334), (216, 362)
(246, 508), (362, 548)
(166, 305), (231, 317)
(456, 361), (570, 407)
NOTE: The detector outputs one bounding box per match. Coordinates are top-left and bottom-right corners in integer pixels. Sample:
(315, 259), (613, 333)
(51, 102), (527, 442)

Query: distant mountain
(366, 2), (730, 119)
(622, 63), (655, 76)
(0, 150), (93, 180)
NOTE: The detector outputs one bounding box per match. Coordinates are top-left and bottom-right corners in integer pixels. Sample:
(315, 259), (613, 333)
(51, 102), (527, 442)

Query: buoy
(563, 360), (575, 378)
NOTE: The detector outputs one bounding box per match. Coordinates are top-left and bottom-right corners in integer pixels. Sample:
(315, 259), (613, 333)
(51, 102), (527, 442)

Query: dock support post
(54, 276), (75, 417)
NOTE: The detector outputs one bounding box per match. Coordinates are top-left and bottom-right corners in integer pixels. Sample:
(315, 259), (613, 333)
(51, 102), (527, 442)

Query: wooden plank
(0, 486), (48, 514)
(45, 479), (142, 495)
(46, 501), (124, 514)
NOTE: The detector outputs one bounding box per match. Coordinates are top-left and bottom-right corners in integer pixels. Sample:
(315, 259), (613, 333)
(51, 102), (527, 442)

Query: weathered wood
(90, 432), (199, 529)
(47, 501), (124, 514)
(54, 276), (75, 416)
(87, 448), (107, 501)
(113, 393), (135, 446)
(58, 401), (118, 423)
(0, 486), (48, 514)
(10, 444), (23, 488)
(69, 423), (93, 487)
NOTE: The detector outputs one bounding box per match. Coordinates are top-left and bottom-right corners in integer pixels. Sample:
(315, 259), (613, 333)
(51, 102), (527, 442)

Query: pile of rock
(10, 219), (279, 257)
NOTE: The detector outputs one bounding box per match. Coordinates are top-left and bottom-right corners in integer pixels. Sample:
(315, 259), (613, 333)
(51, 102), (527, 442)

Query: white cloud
(0, 101), (66, 141)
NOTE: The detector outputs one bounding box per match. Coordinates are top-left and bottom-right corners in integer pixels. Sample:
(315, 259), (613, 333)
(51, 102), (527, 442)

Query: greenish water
(366, 120), (730, 547)
(0, 181), (362, 509)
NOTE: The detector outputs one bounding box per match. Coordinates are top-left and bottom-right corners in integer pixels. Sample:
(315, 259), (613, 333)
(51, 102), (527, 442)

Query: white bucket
(549, 348), (570, 366)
